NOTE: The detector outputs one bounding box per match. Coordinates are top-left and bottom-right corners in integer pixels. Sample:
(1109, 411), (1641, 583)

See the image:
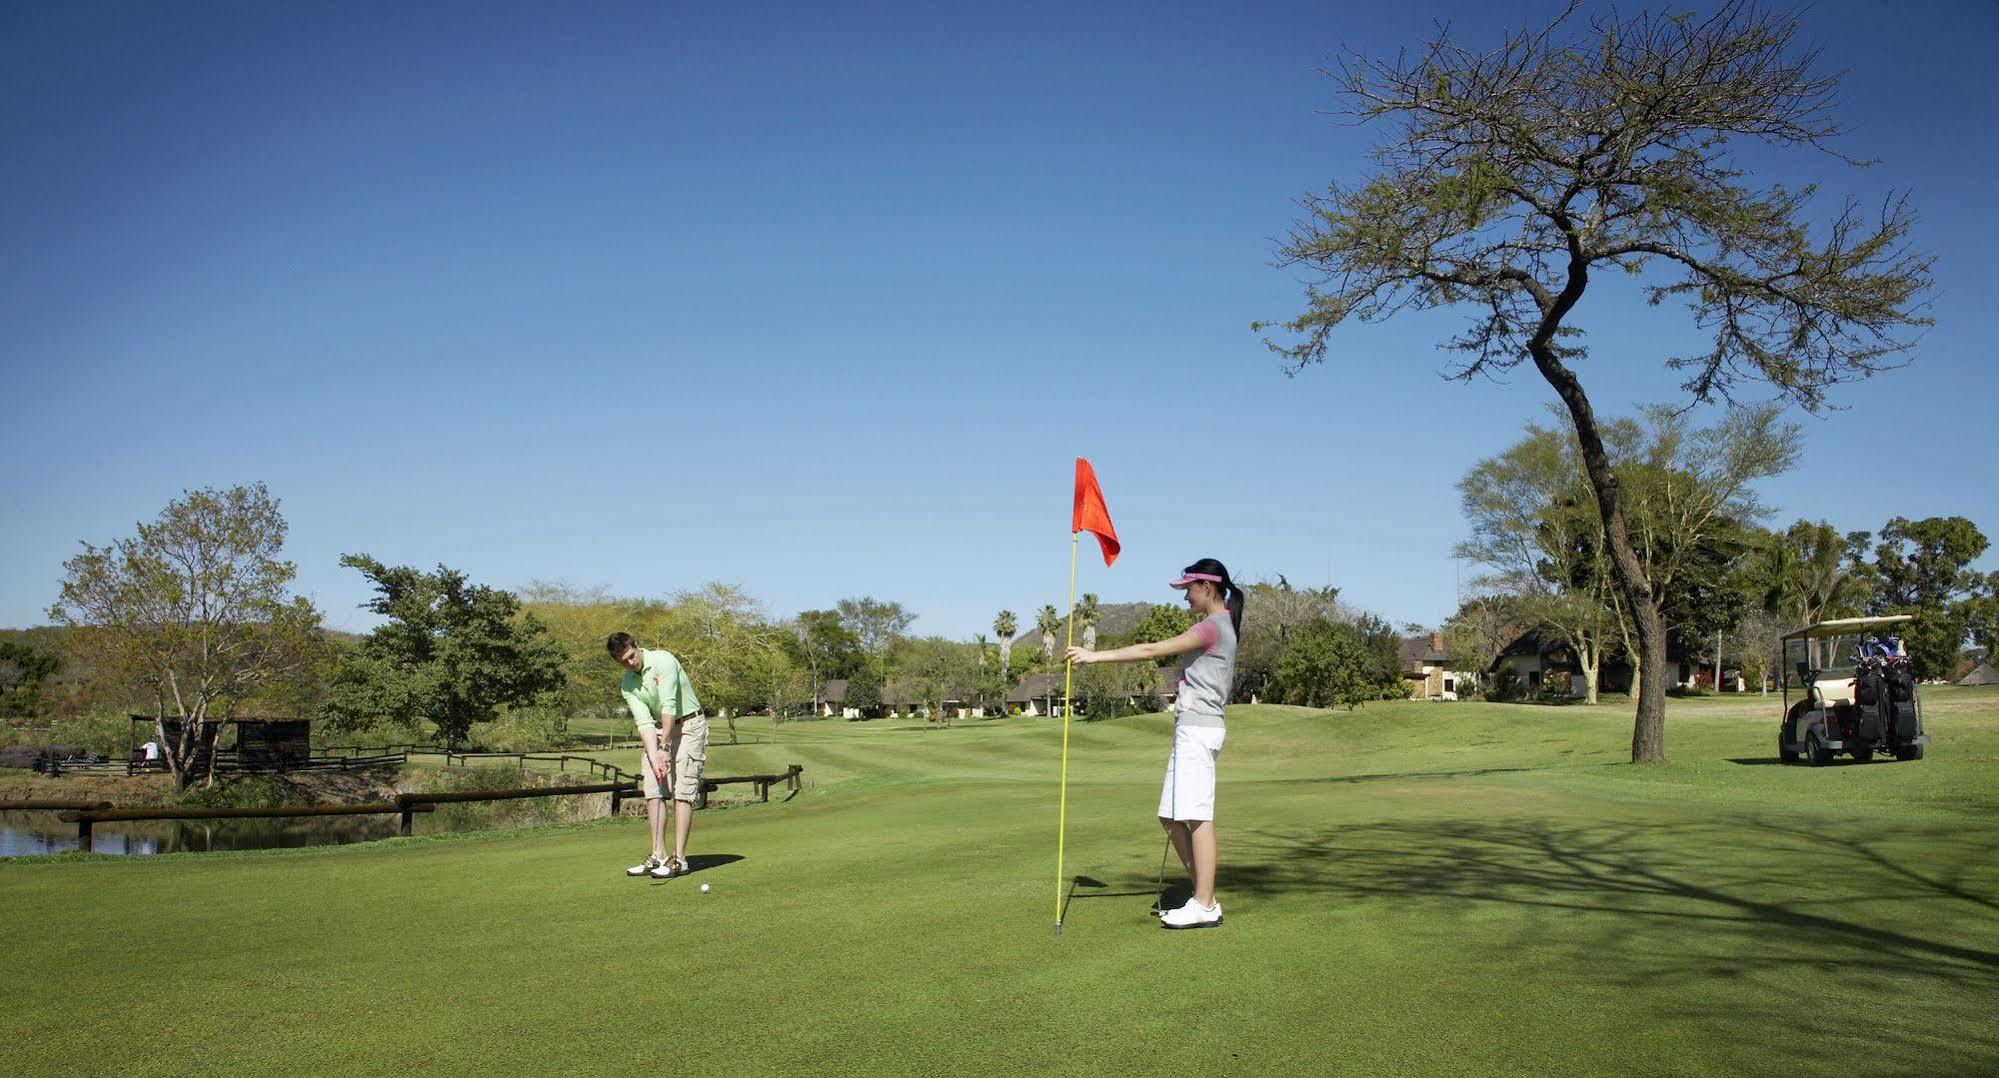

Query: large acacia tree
(1260, 2), (1933, 760)
(50, 484), (324, 789)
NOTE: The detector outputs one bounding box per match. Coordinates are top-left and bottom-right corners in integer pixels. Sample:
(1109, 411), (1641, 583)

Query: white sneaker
(1159, 897), (1223, 929)
(627, 855), (664, 877)
(649, 855), (688, 880)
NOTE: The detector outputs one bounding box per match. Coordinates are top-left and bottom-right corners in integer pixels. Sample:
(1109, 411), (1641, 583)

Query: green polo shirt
(621, 648), (701, 732)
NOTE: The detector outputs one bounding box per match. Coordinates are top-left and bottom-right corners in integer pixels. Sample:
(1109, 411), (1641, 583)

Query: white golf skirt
(1158, 722), (1226, 822)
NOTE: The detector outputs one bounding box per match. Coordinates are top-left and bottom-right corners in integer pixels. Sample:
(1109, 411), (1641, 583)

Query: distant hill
(1007, 601), (1162, 655)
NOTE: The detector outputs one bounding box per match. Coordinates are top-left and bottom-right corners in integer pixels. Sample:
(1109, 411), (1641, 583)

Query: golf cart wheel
(1894, 743), (1925, 762)
(1778, 731), (1798, 765)
(1806, 732), (1834, 767)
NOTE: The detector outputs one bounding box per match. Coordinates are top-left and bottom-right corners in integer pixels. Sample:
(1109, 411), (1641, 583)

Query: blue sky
(3, 0), (1995, 639)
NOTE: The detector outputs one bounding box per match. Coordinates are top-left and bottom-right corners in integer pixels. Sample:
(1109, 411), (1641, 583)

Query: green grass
(5, 688), (1998, 1075)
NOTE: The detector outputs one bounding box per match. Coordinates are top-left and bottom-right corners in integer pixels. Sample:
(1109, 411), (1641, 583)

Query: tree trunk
(155, 708), (191, 792)
(1530, 334), (1669, 763)
(1580, 647), (1600, 705)
(1083, 625), (1097, 650)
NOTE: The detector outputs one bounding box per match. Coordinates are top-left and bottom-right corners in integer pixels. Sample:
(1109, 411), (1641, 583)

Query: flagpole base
(1054, 921), (1063, 935)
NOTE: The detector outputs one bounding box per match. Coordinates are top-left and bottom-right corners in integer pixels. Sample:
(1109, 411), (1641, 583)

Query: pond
(3, 809), (426, 857)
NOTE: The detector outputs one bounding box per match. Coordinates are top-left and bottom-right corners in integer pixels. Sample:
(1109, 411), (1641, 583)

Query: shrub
(1273, 619), (1403, 709)
(469, 705), (570, 752)
(1484, 664), (1523, 702)
(49, 711), (131, 755)
(171, 774), (300, 809)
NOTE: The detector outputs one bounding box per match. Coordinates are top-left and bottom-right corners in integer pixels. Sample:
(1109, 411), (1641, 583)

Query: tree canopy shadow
(1227, 818), (1999, 992)
(1264, 766), (1538, 786)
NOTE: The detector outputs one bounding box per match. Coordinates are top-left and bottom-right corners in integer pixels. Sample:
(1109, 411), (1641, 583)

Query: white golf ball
(700, 883), (710, 893)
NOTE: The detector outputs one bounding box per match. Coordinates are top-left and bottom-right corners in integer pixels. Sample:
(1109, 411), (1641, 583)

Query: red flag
(1072, 458), (1119, 566)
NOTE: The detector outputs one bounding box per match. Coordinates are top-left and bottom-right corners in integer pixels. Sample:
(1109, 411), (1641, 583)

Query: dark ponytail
(1182, 557), (1244, 636)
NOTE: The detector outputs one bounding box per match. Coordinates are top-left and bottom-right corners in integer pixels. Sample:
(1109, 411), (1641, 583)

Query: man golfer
(609, 632), (706, 880)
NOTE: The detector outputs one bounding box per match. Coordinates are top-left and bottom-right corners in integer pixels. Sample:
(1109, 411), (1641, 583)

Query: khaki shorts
(640, 716), (709, 802)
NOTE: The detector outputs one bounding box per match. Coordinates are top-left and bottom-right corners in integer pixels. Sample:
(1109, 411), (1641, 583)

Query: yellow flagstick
(1055, 530), (1080, 933)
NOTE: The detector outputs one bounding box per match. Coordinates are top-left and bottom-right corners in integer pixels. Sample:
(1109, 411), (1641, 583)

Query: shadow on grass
(1264, 766), (1539, 786)
(1060, 874), (1185, 924)
(1228, 819), (1999, 990)
(649, 853), (744, 881)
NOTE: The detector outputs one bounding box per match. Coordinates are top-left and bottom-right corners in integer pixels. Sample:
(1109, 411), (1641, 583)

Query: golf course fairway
(5, 689), (1997, 1076)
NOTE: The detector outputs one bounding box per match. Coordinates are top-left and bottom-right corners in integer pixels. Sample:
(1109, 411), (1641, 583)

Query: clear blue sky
(4, 0), (1995, 639)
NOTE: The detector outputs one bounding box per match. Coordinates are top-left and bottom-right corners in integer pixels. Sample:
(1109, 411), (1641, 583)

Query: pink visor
(1169, 572), (1223, 589)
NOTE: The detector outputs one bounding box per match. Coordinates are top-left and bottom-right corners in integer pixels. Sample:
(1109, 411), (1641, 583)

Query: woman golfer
(1067, 557), (1242, 930)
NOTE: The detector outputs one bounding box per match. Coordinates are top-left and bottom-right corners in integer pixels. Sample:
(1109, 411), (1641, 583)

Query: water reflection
(1, 810), (400, 857)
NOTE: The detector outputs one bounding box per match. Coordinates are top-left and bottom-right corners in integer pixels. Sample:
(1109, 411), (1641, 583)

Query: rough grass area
(4, 688), (1996, 1075)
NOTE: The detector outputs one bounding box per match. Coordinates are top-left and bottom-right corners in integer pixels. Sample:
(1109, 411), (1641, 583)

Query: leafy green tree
(899, 636), (978, 727)
(1073, 660), (1157, 721)
(742, 635), (803, 743)
(785, 608), (860, 713)
(49, 483), (325, 789)
(1129, 604), (1194, 646)
(323, 557), (565, 747)
(1755, 520), (1872, 628)
(668, 583), (777, 732)
(1236, 578), (1342, 703)
(1865, 516), (1990, 678)
(1262, 2), (1933, 761)
(1965, 572), (1999, 674)
(843, 666), (882, 717)
(518, 581), (655, 717)
(0, 638), (60, 718)
(1272, 619), (1398, 710)
(837, 596), (914, 681)
(1484, 662), (1524, 703)
(1457, 420), (1619, 703)
(1443, 594), (1527, 695)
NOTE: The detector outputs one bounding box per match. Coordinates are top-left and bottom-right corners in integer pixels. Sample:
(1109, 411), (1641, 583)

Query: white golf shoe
(1159, 897), (1223, 929)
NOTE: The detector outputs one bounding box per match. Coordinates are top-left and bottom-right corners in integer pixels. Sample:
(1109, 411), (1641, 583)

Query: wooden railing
(317, 745), (638, 786)
(393, 781), (637, 835)
(694, 764), (806, 808)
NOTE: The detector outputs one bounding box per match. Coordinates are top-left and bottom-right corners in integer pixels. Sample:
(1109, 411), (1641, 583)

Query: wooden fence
(318, 745), (639, 786)
(52, 750), (407, 779)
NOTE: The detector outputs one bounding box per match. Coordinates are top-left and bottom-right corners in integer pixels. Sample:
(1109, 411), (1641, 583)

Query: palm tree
(1037, 605), (1061, 665)
(993, 610), (1017, 675)
(1078, 593), (1101, 651)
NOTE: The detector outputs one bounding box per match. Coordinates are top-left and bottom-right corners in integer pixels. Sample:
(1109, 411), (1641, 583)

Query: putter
(1150, 834), (1171, 917)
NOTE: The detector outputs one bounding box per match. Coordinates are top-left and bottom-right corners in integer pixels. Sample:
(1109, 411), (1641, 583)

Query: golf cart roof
(1781, 615), (1913, 643)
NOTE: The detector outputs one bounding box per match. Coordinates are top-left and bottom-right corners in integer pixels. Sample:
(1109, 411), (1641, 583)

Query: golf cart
(1778, 615), (1929, 766)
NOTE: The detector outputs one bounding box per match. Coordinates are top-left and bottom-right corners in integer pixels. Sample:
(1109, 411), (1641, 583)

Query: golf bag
(1884, 658), (1919, 742)
(1852, 660), (1886, 742)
